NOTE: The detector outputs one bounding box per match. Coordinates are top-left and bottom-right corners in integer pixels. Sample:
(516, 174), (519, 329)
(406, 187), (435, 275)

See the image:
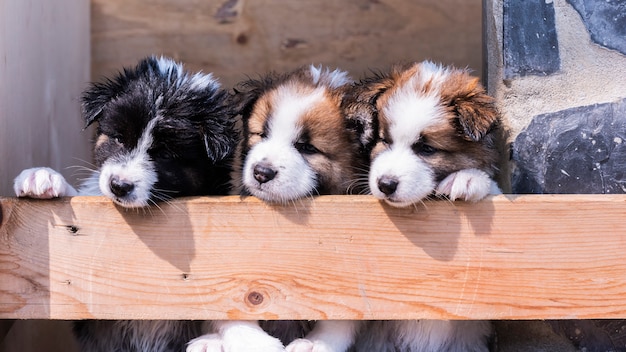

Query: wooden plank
(1, 195), (625, 320)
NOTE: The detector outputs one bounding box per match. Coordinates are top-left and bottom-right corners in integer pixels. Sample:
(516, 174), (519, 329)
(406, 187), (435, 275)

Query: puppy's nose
(253, 163), (277, 184)
(110, 176), (135, 197)
(377, 176), (399, 196)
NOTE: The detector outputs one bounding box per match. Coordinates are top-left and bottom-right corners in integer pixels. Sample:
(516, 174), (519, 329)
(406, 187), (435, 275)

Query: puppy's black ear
(342, 72), (394, 152)
(82, 80), (116, 128)
(82, 66), (136, 129)
(194, 89), (238, 163)
(342, 84), (378, 153)
(444, 77), (500, 142)
(231, 74), (279, 119)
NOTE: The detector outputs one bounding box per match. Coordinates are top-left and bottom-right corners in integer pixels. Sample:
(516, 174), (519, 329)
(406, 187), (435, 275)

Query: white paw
(221, 326), (285, 352)
(286, 339), (334, 352)
(187, 333), (224, 352)
(435, 169), (495, 202)
(13, 167), (77, 198)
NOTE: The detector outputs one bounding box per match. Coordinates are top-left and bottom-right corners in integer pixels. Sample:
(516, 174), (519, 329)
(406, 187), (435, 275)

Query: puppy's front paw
(13, 167), (78, 198)
(217, 326), (285, 352)
(286, 338), (333, 352)
(435, 169), (495, 202)
(187, 333), (224, 352)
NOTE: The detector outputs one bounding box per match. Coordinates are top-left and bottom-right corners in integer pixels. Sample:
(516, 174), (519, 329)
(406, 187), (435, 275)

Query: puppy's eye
(412, 142), (438, 156)
(295, 142), (320, 155)
(380, 137), (390, 146)
(251, 132), (266, 139)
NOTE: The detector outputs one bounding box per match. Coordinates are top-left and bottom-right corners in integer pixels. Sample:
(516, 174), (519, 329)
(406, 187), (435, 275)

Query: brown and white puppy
(187, 65), (375, 352)
(364, 61), (501, 207)
(352, 61), (499, 351)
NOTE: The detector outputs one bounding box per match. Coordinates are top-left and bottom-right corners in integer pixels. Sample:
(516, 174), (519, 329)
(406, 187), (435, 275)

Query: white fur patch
(269, 86), (325, 139)
(308, 65), (351, 89)
(188, 321), (284, 352)
(286, 321), (360, 352)
(156, 56), (220, 91)
(384, 93), (445, 147)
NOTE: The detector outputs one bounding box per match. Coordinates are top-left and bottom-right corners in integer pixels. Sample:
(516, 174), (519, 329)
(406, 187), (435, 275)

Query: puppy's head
(362, 62), (501, 207)
(232, 65), (374, 203)
(82, 56), (237, 207)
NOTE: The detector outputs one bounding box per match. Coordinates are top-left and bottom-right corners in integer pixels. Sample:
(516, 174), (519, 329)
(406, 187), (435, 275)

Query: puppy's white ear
(445, 77), (500, 142)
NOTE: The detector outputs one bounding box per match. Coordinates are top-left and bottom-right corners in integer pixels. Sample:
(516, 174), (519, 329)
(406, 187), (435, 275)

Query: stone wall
(485, 0), (626, 195)
(485, 0), (626, 350)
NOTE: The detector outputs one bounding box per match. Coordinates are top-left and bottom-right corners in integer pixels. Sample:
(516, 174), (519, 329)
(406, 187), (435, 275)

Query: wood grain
(91, 0), (482, 88)
(1, 195), (625, 320)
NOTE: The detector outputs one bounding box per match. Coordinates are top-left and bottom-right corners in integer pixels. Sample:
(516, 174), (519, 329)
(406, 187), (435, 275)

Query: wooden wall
(91, 0), (483, 88)
(0, 0), (91, 198)
(0, 1), (90, 350)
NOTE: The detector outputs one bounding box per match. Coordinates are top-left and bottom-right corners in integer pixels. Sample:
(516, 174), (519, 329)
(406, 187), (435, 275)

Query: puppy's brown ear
(445, 77), (500, 142)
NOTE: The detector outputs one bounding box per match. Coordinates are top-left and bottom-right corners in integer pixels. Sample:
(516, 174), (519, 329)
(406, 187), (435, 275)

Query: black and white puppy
(13, 56), (238, 352)
(351, 61), (499, 351)
(187, 65), (375, 352)
(14, 55), (236, 206)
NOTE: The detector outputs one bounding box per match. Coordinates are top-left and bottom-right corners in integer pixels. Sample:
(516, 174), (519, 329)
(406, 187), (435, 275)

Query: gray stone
(503, 0), (560, 78)
(567, 0), (626, 55)
(512, 98), (626, 194)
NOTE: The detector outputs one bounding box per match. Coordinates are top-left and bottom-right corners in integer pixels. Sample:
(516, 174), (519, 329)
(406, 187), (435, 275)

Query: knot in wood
(247, 291), (264, 305)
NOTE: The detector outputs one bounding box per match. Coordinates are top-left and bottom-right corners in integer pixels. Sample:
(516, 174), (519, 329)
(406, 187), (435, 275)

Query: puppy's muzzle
(253, 163), (277, 184)
(377, 176), (399, 196)
(109, 176), (135, 198)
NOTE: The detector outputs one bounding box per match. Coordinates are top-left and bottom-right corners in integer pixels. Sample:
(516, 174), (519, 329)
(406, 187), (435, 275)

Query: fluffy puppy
(13, 56), (238, 352)
(364, 61), (501, 206)
(14, 55), (236, 206)
(351, 61), (499, 351)
(187, 65), (375, 352)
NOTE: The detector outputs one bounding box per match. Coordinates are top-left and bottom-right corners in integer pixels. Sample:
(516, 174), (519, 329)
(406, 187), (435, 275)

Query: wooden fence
(2, 195), (625, 321)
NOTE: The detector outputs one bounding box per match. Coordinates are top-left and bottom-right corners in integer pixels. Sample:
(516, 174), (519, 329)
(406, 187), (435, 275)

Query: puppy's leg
(14, 167), (78, 198)
(286, 320), (360, 352)
(187, 320), (285, 352)
(435, 168), (501, 202)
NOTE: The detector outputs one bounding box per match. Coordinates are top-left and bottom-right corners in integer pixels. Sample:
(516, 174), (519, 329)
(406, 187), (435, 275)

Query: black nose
(253, 163), (277, 184)
(377, 176), (399, 196)
(109, 176), (135, 197)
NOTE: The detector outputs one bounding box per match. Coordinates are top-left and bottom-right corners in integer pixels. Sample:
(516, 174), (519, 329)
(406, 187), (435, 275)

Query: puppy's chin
(243, 176), (318, 204)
